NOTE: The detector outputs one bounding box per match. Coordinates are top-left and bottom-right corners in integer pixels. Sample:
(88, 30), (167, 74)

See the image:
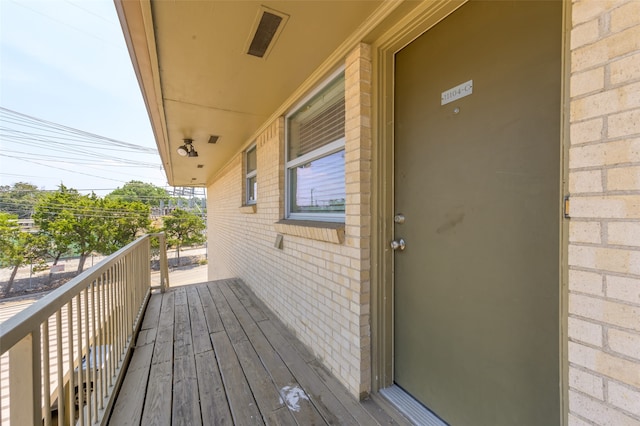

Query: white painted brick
(608, 222), (640, 247)
(570, 269), (604, 296)
(570, 221), (602, 244)
(570, 390), (640, 426)
(609, 110), (640, 140)
(608, 381), (640, 418)
(571, 1), (611, 25)
(571, 19), (601, 50)
(569, 139), (640, 169)
(610, 52), (640, 86)
(608, 328), (640, 361)
(569, 196), (640, 219)
(610, 1), (640, 33)
(571, 25), (640, 72)
(570, 170), (604, 193)
(568, 2), (640, 424)
(569, 316), (604, 347)
(570, 82), (640, 122)
(607, 275), (640, 305)
(571, 66), (605, 96)
(570, 366), (605, 400)
(568, 413), (594, 426)
(569, 342), (640, 388)
(569, 245), (640, 275)
(607, 166), (640, 192)
(569, 293), (640, 331)
(571, 117), (604, 145)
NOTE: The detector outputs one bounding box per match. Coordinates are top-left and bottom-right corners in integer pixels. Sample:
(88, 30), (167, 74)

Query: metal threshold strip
(379, 385), (448, 426)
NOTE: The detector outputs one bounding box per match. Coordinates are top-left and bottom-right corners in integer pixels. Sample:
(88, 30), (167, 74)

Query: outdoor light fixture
(177, 138), (198, 157)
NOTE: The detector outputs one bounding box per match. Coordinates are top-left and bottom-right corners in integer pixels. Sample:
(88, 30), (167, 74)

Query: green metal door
(393, 2), (561, 425)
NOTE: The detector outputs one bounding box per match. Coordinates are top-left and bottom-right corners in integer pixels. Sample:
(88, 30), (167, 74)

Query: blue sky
(0, 0), (167, 195)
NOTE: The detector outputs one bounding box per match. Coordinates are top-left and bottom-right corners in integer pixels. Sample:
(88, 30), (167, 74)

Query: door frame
(368, 1), (572, 424)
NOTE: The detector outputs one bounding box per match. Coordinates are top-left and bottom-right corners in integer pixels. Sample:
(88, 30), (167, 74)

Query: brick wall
(207, 44), (373, 397)
(568, 1), (640, 424)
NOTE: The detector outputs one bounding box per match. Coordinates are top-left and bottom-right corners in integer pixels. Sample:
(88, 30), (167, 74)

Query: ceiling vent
(208, 135), (219, 144)
(246, 7), (288, 59)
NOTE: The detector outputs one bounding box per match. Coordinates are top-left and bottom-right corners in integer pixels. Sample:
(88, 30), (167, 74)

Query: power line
(0, 108), (159, 152)
(63, 0), (118, 26)
(1, 155), (129, 183)
(0, 150), (162, 168)
(8, 0), (120, 49)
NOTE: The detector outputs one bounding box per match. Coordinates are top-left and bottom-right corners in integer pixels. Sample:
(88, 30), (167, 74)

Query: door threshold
(379, 385), (448, 426)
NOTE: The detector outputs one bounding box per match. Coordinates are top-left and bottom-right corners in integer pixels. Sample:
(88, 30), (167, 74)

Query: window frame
(245, 144), (257, 205)
(285, 67), (346, 223)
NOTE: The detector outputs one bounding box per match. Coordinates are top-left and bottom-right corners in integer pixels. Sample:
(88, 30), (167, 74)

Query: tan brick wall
(207, 44), (372, 397)
(568, 1), (640, 424)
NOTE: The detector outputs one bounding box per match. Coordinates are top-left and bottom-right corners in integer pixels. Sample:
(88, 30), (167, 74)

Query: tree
(162, 208), (205, 264)
(106, 181), (170, 207)
(0, 213), (49, 294)
(0, 213), (22, 290)
(33, 185), (153, 273)
(32, 186), (92, 272)
(0, 182), (44, 218)
(97, 198), (151, 254)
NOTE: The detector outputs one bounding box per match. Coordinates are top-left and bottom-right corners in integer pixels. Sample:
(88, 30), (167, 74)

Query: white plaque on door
(441, 80), (473, 105)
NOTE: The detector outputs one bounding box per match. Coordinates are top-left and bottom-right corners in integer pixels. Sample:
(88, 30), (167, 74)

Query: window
(286, 71), (345, 222)
(245, 144), (257, 205)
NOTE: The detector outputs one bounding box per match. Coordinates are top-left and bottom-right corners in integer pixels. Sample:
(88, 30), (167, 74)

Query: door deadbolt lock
(390, 238), (406, 251)
(394, 214), (405, 224)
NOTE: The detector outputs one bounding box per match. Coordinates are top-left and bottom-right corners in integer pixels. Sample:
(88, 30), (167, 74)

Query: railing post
(9, 330), (42, 425)
(158, 233), (169, 293)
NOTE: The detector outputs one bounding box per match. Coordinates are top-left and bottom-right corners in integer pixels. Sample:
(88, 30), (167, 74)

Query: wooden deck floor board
(172, 354), (201, 426)
(140, 294), (162, 331)
(228, 278), (270, 323)
(211, 330), (264, 425)
(257, 319), (359, 426)
(195, 350), (233, 425)
(108, 280), (410, 426)
(208, 282), (248, 344)
(186, 286), (212, 354)
(219, 282), (327, 425)
(109, 343), (154, 426)
(152, 291), (175, 364)
(140, 360), (172, 426)
(197, 283), (224, 333)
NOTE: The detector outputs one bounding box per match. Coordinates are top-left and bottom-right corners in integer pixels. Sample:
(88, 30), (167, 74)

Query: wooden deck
(108, 279), (409, 425)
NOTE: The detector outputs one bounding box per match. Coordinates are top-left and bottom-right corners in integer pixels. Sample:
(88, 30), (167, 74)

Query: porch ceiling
(116, 0), (388, 187)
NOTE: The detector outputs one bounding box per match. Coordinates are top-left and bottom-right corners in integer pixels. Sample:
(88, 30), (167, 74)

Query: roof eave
(114, 0), (175, 186)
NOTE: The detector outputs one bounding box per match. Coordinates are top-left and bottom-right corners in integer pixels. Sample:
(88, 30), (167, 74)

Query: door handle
(390, 238), (406, 251)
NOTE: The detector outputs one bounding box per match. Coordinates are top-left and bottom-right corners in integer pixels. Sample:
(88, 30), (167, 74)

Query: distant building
(16, 218), (38, 233)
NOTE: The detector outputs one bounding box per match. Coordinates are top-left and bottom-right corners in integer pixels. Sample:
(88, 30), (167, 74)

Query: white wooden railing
(0, 233), (169, 425)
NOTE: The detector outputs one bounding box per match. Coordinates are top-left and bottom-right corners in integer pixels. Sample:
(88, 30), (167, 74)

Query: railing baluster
(42, 319), (51, 426)
(128, 253), (133, 330)
(108, 267), (115, 388)
(83, 286), (92, 423)
(67, 300), (75, 426)
(56, 310), (65, 425)
(76, 293), (84, 426)
(91, 280), (97, 423)
(117, 260), (122, 362)
(97, 274), (105, 410)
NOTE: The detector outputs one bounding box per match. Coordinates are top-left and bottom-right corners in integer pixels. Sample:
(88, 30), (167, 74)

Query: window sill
(274, 220), (345, 244)
(239, 205), (257, 214)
